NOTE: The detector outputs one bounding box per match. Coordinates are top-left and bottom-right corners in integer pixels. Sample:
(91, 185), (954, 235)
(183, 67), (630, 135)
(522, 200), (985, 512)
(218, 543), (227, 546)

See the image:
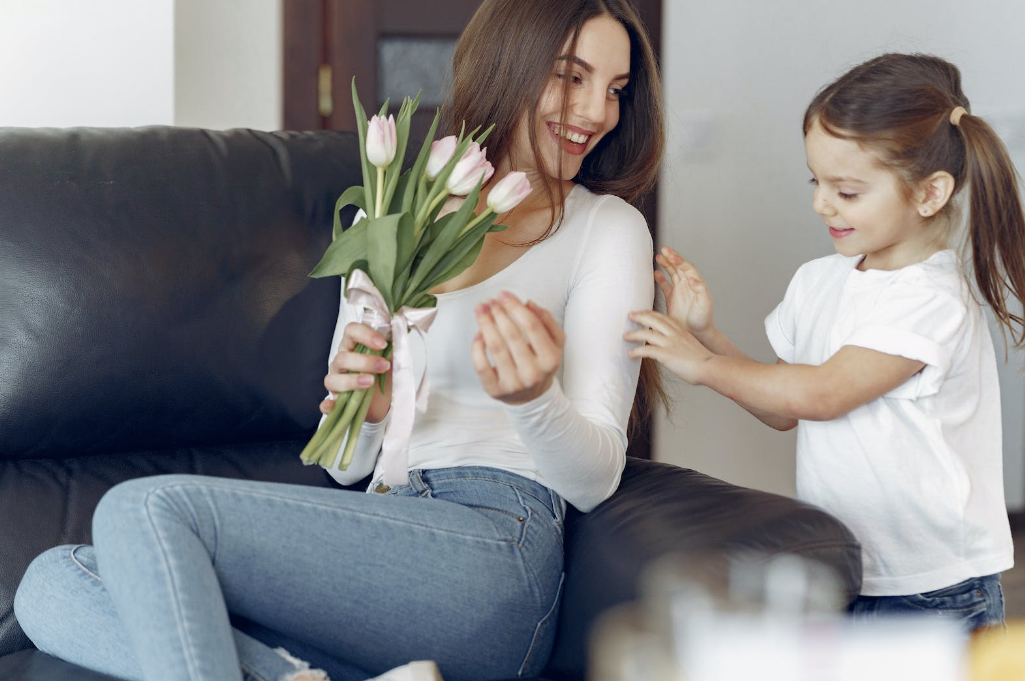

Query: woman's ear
(914, 171), (956, 217)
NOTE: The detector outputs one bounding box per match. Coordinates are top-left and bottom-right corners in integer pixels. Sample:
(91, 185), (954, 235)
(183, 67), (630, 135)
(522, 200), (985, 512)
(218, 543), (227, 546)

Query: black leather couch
(0, 126), (861, 681)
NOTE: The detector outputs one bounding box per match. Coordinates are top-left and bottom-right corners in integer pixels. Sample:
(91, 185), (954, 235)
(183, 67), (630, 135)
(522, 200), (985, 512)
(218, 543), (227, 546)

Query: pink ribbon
(346, 270), (437, 486)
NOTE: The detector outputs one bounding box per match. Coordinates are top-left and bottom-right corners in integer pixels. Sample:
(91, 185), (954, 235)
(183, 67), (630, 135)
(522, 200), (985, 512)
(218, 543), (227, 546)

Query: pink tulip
(446, 143), (492, 196)
(366, 114), (397, 169)
(486, 171), (532, 213)
(426, 135), (458, 180)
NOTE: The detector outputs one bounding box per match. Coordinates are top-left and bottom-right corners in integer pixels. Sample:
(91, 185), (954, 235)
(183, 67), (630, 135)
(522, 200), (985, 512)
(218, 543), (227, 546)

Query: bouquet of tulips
(299, 80), (532, 484)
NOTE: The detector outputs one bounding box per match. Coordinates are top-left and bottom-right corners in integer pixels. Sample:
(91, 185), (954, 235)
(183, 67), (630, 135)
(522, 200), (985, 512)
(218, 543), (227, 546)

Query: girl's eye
(555, 72), (584, 86)
(808, 178), (818, 186)
(607, 85), (626, 99)
(838, 192), (858, 201)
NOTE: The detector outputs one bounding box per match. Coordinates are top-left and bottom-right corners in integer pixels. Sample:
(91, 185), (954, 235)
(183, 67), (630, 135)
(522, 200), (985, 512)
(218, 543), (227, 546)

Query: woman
(14, 1), (665, 680)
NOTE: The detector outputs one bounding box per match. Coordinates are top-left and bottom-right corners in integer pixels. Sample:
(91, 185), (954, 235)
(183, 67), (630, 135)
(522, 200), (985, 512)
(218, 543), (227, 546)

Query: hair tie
(950, 106), (968, 127)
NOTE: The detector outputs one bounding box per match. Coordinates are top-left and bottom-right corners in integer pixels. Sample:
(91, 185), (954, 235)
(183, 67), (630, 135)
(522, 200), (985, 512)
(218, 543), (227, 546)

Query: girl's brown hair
(443, 0), (668, 434)
(804, 53), (1025, 347)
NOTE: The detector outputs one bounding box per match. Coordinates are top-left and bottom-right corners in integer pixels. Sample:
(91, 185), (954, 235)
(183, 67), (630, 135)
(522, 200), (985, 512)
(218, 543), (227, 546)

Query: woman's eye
(838, 192), (858, 201)
(607, 85), (625, 99)
(808, 178), (818, 186)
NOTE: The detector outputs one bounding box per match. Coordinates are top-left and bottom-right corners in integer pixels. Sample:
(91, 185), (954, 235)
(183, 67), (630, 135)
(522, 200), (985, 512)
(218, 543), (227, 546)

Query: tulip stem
(314, 388), (366, 468)
(417, 189), (449, 229)
(339, 386), (375, 470)
(460, 207), (494, 237)
(374, 167), (385, 218)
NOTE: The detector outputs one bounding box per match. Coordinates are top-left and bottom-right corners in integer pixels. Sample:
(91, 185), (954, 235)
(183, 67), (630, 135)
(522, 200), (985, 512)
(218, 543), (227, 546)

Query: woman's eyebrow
(556, 55), (630, 81)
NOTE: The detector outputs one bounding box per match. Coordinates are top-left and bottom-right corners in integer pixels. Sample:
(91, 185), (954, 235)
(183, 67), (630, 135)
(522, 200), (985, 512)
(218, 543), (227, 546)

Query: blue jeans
(848, 574), (1005, 633)
(14, 467), (566, 681)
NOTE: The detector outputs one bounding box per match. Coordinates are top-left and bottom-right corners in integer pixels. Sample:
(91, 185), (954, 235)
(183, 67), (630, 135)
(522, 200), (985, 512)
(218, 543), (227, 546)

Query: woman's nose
(573, 84), (606, 127)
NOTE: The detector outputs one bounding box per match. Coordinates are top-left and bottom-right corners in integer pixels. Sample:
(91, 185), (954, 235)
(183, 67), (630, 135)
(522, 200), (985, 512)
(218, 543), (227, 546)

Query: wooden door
(283, 0), (663, 459)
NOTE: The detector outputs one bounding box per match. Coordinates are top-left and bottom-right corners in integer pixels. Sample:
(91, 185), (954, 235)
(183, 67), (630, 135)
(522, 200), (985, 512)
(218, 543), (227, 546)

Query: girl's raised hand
(655, 246), (714, 337)
(625, 309), (713, 385)
(321, 322), (393, 423)
(472, 292), (565, 405)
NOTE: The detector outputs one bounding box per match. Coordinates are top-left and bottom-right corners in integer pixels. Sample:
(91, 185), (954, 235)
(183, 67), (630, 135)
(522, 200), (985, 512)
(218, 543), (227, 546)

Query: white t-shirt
(320, 184), (654, 512)
(765, 250), (1014, 596)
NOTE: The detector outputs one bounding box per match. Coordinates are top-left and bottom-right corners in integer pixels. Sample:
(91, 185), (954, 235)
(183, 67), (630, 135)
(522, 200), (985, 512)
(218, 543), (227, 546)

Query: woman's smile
(545, 121), (594, 156)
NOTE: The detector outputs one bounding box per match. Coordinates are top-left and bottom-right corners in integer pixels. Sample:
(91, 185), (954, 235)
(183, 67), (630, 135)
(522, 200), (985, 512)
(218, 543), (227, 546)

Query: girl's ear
(914, 171), (956, 217)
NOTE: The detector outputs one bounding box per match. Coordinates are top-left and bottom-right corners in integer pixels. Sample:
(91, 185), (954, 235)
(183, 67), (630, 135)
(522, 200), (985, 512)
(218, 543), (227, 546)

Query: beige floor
(1005, 530), (1025, 619)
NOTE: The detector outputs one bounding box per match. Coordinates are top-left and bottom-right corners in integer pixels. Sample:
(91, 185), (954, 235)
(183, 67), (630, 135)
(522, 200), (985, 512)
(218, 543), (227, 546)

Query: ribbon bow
(346, 270), (437, 487)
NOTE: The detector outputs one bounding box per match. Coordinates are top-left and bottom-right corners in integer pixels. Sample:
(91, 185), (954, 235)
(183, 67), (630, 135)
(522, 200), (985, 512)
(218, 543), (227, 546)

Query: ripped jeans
(14, 467), (566, 681)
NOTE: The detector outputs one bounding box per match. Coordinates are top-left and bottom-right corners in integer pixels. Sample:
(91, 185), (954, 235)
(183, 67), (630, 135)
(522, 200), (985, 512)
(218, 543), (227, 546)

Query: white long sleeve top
(320, 184), (653, 512)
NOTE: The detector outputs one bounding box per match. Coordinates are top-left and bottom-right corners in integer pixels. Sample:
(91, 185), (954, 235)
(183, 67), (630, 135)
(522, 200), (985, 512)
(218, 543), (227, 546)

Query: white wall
(658, 0), (1025, 511)
(0, 0), (174, 127)
(0, 0), (282, 131)
(174, 0), (282, 131)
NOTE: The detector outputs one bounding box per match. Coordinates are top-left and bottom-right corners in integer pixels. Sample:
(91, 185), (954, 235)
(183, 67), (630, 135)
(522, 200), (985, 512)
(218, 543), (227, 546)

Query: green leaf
(419, 212), (498, 292)
(352, 79), (375, 218)
(403, 108), (440, 214)
(407, 211), (457, 291)
(380, 93), (418, 216)
(309, 218), (369, 278)
(367, 213), (404, 310)
(346, 259), (369, 283)
(474, 123), (496, 147)
(395, 213), (420, 297)
(488, 222), (510, 233)
(414, 174), (429, 221)
(388, 170), (413, 215)
(425, 212), (457, 243)
(410, 292), (437, 309)
(422, 238), (487, 294)
(333, 185), (368, 240)
(402, 184), (482, 303)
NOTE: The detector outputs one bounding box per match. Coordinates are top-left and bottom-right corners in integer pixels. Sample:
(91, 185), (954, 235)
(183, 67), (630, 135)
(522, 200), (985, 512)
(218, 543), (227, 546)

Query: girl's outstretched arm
(656, 247), (758, 362)
(625, 310), (925, 429)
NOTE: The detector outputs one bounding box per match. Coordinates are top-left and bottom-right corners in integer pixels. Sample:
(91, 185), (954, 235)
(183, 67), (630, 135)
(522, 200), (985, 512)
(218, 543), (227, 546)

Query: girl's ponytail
(958, 114), (1025, 347)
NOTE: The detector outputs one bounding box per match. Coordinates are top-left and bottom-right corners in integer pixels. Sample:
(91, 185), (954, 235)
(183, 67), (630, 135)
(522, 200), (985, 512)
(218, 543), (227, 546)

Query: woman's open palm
(655, 246), (714, 335)
(472, 292), (565, 405)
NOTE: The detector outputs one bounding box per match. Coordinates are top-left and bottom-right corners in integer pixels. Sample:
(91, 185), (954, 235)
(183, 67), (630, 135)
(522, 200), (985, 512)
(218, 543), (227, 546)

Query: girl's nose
(812, 187), (834, 216)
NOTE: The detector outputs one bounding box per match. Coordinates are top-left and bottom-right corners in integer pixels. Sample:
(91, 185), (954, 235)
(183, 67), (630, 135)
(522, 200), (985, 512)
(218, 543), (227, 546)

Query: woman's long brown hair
(804, 53), (1025, 348)
(442, 0), (669, 437)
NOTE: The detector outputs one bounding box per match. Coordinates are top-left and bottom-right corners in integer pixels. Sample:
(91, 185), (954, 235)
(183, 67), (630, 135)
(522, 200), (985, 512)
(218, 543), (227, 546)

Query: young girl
(15, 1), (664, 680)
(628, 53), (1021, 630)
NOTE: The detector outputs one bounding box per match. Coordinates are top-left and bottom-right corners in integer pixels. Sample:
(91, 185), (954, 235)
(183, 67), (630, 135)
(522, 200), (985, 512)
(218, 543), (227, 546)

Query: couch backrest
(0, 127), (361, 460)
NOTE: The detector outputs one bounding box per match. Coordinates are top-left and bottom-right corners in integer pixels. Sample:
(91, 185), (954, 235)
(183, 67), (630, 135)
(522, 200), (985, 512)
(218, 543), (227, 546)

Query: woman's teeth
(553, 126), (589, 144)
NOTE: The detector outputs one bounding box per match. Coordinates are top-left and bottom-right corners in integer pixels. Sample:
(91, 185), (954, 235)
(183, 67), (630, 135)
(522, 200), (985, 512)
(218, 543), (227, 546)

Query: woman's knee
(14, 545), (87, 649)
(92, 474), (196, 538)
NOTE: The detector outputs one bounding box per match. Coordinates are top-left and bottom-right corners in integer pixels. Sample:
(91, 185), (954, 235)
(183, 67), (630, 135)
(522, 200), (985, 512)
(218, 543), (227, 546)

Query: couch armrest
(544, 457), (861, 680)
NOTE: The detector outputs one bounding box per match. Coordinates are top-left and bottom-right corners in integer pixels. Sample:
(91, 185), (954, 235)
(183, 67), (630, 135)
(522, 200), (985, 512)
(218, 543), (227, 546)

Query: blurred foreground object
(591, 552), (967, 681)
(969, 620), (1025, 681)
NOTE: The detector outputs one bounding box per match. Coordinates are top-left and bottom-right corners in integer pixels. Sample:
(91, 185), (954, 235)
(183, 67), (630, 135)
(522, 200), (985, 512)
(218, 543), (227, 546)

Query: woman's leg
(14, 544), (324, 681)
(45, 469), (562, 681)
